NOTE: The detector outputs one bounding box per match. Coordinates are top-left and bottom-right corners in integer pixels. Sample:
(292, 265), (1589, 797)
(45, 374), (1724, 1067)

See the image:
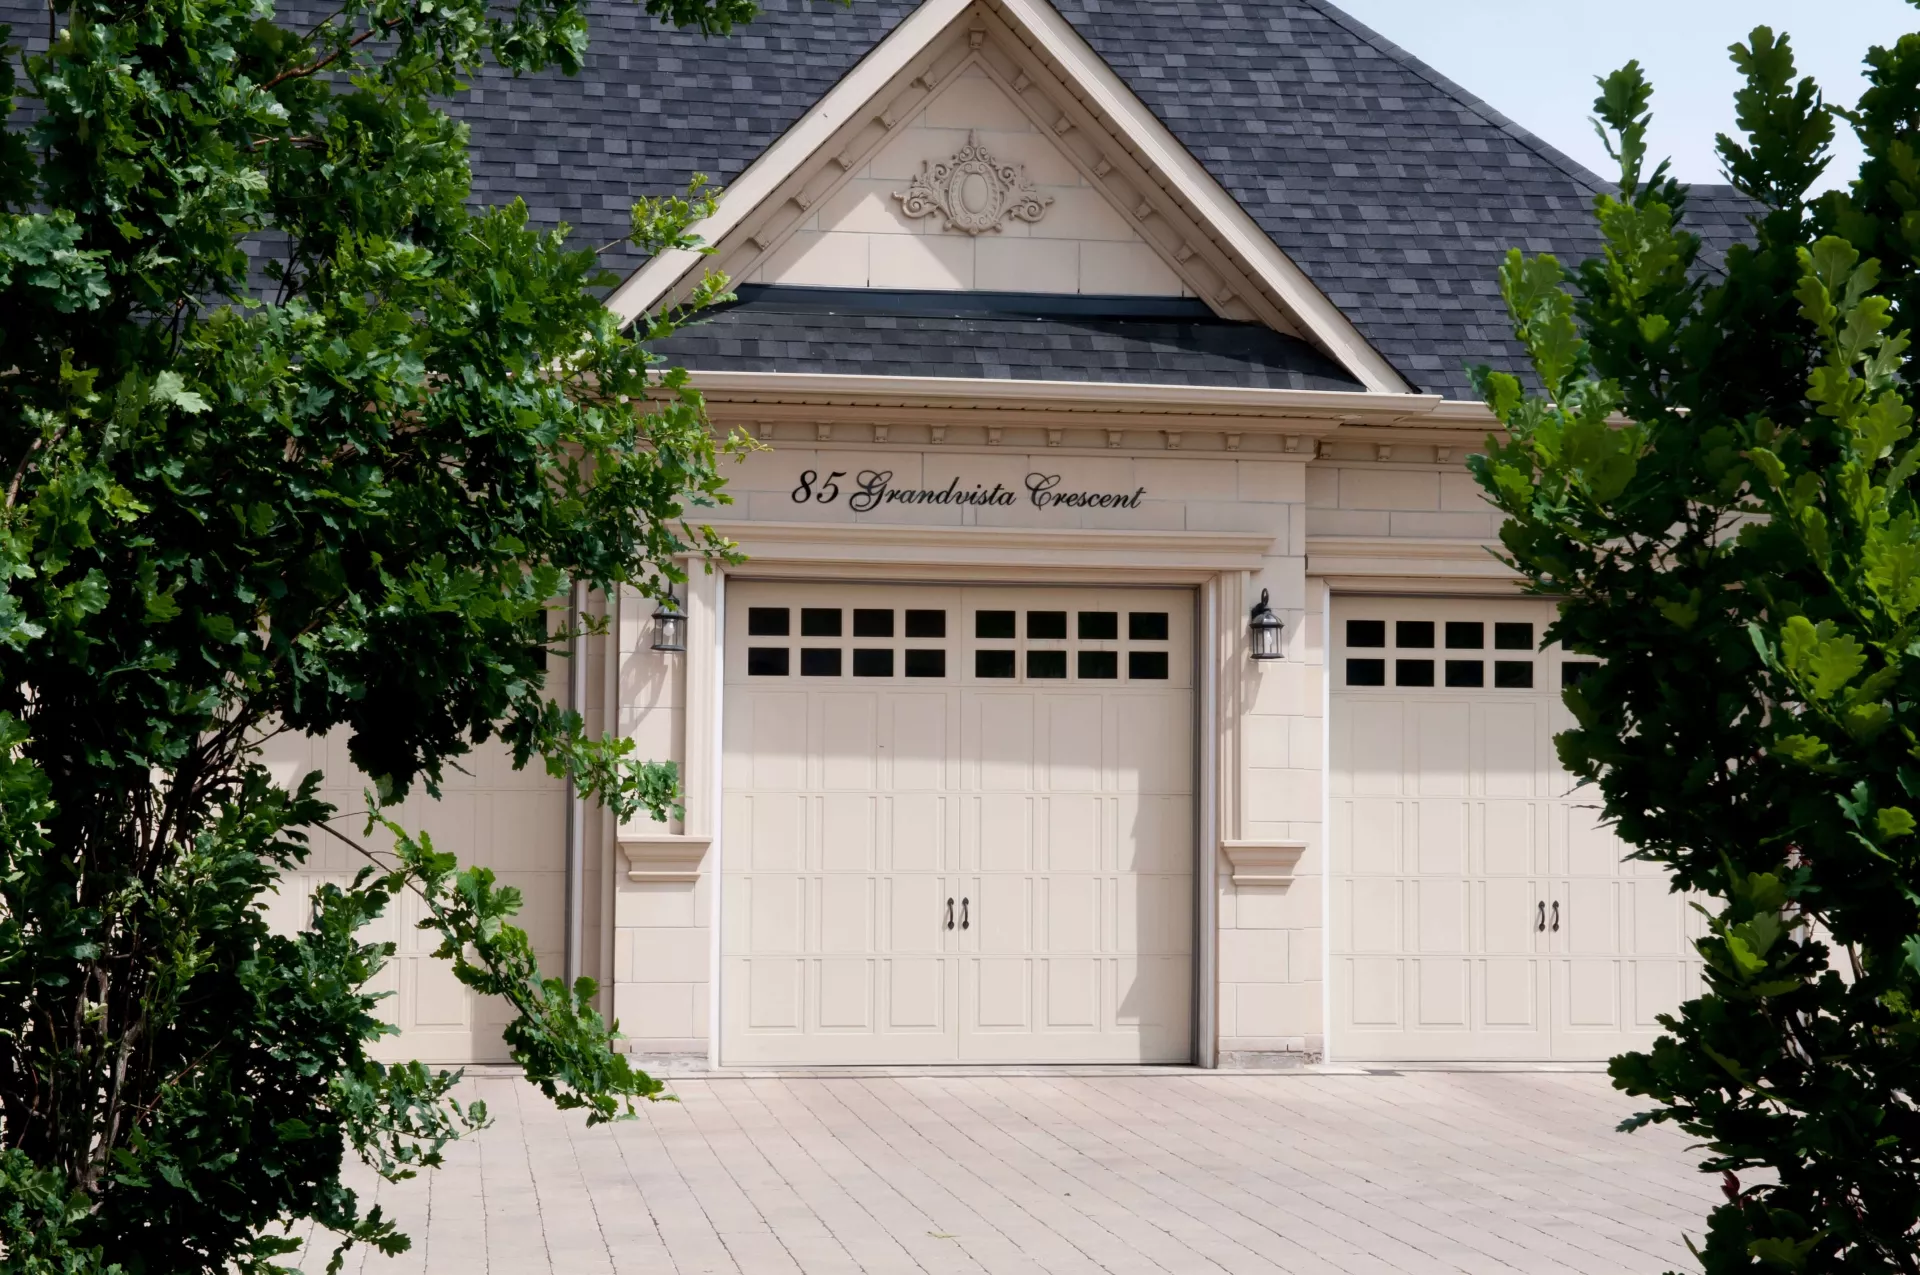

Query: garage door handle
(1550, 901), (1560, 933)
(961, 897), (970, 930)
(1536, 901), (1546, 933)
(946, 898), (955, 931)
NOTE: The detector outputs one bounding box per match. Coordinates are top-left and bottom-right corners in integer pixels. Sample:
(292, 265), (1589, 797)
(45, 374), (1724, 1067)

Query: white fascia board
(604, 0), (972, 325)
(991, 0), (1412, 395)
(686, 368), (1442, 419)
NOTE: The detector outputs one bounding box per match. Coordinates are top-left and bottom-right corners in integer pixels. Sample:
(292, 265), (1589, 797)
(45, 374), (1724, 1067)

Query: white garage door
(1330, 596), (1704, 1061)
(721, 582), (1193, 1065)
(263, 731), (567, 1065)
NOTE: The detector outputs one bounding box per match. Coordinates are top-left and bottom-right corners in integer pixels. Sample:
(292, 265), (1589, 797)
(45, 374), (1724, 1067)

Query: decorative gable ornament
(892, 131), (1052, 235)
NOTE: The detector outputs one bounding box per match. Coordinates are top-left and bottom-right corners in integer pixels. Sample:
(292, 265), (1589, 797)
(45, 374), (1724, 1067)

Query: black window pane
(852, 648), (894, 677)
(976, 610), (1016, 639)
(1495, 622), (1534, 650)
(747, 607), (790, 637)
(1562, 661), (1601, 688)
(1445, 659), (1484, 687)
(1346, 657), (1386, 686)
(1396, 621), (1435, 649)
(747, 647), (789, 676)
(905, 609), (946, 638)
(800, 648), (842, 676)
(1129, 650), (1169, 680)
(853, 609), (893, 638)
(1396, 659), (1435, 686)
(1027, 611), (1068, 640)
(1346, 619), (1386, 648)
(1445, 622), (1484, 650)
(1495, 660), (1534, 688)
(801, 608), (842, 637)
(1078, 611), (1119, 640)
(1129, 612), (1170, 641)
(1027, 649), (1068, 678)
(905, 648), (947, 678)
(1078, 650), (1119, 679)
(976, 649), (1016, 678)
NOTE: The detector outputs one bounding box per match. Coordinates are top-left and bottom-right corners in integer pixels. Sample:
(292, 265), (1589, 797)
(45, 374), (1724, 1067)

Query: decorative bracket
(1220, 840), (1307, 888)
(893, 131), (1052, 235)
(619, 833), (712, 883)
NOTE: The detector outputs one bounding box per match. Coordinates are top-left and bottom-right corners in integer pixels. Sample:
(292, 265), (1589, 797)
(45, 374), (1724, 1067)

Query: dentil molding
(893, 130), (1052, 234)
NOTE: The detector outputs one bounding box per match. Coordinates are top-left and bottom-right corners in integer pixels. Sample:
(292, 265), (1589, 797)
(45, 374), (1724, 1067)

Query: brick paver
(295, 1068), (1717, 1274)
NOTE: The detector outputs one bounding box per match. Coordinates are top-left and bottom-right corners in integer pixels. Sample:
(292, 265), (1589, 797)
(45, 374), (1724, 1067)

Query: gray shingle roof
(2, 0), (1759, 398)
(443, 0), (1754, 399)
(655, 285), (1367, 388)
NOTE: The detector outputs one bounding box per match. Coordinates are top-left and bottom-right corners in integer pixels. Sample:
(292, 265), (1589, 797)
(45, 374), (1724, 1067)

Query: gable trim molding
(606, 0), (1411, 395)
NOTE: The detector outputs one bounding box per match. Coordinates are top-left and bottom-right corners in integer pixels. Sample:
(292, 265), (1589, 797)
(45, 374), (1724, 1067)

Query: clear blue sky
(1331, 0), (1917, 189)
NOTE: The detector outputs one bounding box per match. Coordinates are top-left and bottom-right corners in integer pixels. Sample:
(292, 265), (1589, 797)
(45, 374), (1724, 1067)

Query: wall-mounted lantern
(651, 589), (686, 653)
(1249, 588), (1283, 661)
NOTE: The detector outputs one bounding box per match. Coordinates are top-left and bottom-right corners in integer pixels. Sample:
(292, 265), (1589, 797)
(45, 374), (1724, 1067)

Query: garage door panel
(886, 959), (946, 1031)
(1344, 798), (1401, 876)
(886, 793), (946, 872)
(748, 692), (807, 788)
(817, 959), (874, 1030)
(1118, 795), (1188, 872)
(1479, 702), (1539, 797)
(1414, 959), (1469, 1029)
(1344, 701), (1404, 796)
(818, 875), (872, 953)
(821, 794), (875, 871)
(1044, 959), (1100, 1028)
(1482, 801), (1536, 875)
(746, 876), (803, 952)
(724, 582), (1191, 1064)
(1481, 959), (1539, 1028)
(1414, 703), (1470, 796)
(1045, 795), (1101, 872)
(1047, 696), (1104, 791)
(1415, 878), (1468, 952)
(747, 793), (806, 871)
(885, 874), (946, 953)
(1481, 877), (1538, 954)
(1118, 697), (1190, 793)
(888, 693), (949, 790)
(1347, 876), (1400, 952)
(975, 695), (1035, 791)
(974, 794), (1033, 872)
(747, 958), (803, 1030)
(1415, 800), (1467, 875)
(1334, 595), (1692, 1062)
(971, 958), (1033, 1030)
(1043, 875), (1098, 952)
(1346, 957), (1401, 1026)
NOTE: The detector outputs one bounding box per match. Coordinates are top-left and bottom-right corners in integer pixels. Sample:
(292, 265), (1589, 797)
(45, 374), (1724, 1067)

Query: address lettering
(791, 469), (1146, 513)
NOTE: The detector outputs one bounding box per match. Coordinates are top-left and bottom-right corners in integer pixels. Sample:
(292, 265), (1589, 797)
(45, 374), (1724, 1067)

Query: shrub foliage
(0, 0), (753, 1267)
(1474, 23), (1920, 1274)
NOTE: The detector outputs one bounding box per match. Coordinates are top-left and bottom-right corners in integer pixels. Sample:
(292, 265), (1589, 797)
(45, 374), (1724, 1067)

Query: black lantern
(651, 589), (686, 653)
(1249, 588), (1283, 661)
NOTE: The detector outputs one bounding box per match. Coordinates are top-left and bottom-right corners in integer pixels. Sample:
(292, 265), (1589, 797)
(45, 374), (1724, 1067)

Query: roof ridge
(1296, 0), (1615, 199)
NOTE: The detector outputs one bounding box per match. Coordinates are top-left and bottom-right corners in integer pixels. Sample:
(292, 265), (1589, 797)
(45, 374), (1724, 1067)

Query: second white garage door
(1330, 595), (1704, 1061)
(721, 582), (1193, 1065)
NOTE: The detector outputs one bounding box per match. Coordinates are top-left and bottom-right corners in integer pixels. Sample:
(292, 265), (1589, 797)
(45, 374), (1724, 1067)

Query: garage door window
(1344, 614), (1536, 689)
(746, 606), (951, 679)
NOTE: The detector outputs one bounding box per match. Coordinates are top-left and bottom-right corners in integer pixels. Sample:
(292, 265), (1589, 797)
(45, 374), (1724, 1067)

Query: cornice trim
(687, 369), (1445, 424)
(1306, 535), (1515, 581)
(711, 520), (1276, 572)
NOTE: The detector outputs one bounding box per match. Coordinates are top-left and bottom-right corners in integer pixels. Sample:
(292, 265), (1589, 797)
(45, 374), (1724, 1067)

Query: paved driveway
(296, 1067), (1717, 1275)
